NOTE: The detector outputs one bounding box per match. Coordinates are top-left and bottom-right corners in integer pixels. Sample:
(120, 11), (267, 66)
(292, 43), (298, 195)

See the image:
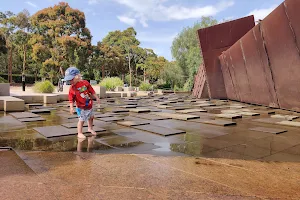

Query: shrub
(33, 80), (55, 93)
(139, 82), (152, 91)
(0, 76), (8, 83)
(100, 77), (124, 91)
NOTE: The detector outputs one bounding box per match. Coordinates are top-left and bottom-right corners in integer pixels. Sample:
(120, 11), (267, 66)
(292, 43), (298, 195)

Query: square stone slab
(0, 116), (25, 131)
(249, 127), (287, 134)
(276, 121), (300, 127)
(26, 103), (43, 107)
(34, 126), (73, 138)
(35, 106), (57, 110)
(154, 112), (200, 121)
(98, 117), (124, 122)
(193, 103), (216, 107)
(120, 105), (137, 108)
(215, 114), (242, 119)
(10, 112), (40, 119)
(129, 108), (150, 113)
(18, 117), (46, 122)
(239, 112), (260, 116)
(176, 109), (207, 114)
(61, 122), (89, 128)
(202, 119), (237, 126)
(271, 114), (299, 121)
(94, 113), (115, 118)
(111, 108), (129, 113)
(135, 114), (170, 120)
(117, 121), (150, 127)
(157, 105), (173, 109)
(253, 118), (283, 124)
(134, 124), (186, 136)
(169, 106), (191, 111)
(34, 125), (106, 138)
(106, 99), (115, 102)
(30, 109), (51, 114)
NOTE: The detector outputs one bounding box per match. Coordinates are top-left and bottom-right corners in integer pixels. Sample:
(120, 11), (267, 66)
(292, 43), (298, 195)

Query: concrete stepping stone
(135, 114), (170, 120)
(111, 108), (129, 113)
(10, 112), (40, 119)
(34, 125), (106, 138)
(176, 109), (207, 114)
(215, 114), (242, 119)
(26, 103), (43, 107)
(35, 106), (57, 110)
(271, 114), (299, 121)
(30, 109), (51, 114)
(129, 108), (150, 113)
(276, 121), (300, 127)
(253, 118), (283, 124)
(154, 112), (200, 121)
(169, 106), (190, 111)
(202, 119), (236, 126)
(254, 110), (276, 115)
(238, 112), (260, 116)
(120, 105), (137, 108)
(98, 117), (124, 122)
(18, 117), (46, 122)
(94, 113), (115, 118)
(106, 99), (115, 102)
(250, 127), (287, 134)
(0, 116), (25, 131)
(193, 103), (216, 107)
(61, 123), (89, 128)
(117, 121), (150, 127)
(157, 105), (173, 109)
(134, 124), (185, 136)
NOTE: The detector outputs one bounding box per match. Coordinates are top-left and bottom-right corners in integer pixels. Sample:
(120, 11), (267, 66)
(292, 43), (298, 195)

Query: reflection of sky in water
(153, 143), (171, 152)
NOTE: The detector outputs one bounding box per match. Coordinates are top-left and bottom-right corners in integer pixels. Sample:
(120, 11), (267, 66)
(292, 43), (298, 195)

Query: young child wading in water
(64, 67), (101, 139)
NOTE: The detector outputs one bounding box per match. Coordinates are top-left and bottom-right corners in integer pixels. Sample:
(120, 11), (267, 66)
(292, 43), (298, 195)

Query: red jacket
(68, 80), (96, 109)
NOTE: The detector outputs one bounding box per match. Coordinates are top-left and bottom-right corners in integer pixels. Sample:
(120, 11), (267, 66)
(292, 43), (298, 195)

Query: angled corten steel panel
(240, 29), (275, 106)
(219, 53), (238, 100)
(198, 15), (255, 99)
(228, 42), (252, 103)
(202, 48), (228, 99)
(252, 25), (279, 108)
(262, 3), (300, 111)
(284, 0), (300, 50)
(198, 16), (255, 53)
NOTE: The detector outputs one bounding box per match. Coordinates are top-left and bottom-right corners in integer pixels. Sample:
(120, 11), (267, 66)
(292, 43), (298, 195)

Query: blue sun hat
(64, 66), (80, 81)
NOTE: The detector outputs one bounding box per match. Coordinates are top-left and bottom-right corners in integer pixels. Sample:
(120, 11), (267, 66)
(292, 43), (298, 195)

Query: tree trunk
(23, 45), (26, 74)
(8, 48), (12, 84)
(102, 65), (105, 79)
(143, 69), (146, 82)
(59, 66), (64, 76)
(128, 51), (132, 87)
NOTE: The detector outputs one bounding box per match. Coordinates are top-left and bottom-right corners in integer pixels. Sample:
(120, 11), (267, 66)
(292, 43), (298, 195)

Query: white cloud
(117, 15), (136, 26)
(137, 31), (177, 43)
(248, 4), (277, 21)
(25, 1), (38, 8)
(113, 0), (234, 27)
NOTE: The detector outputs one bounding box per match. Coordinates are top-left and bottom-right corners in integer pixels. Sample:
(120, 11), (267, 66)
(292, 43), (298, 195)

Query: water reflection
(77, 136), (96, 152)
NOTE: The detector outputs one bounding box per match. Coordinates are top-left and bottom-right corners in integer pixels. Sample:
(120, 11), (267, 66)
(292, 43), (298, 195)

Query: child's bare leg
(88, 116), (97, 135)
(77, 120), (86, 138)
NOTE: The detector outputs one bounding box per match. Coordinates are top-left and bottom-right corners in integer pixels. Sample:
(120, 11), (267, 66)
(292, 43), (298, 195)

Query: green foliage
(139, 82), (152, 91)
(0, 76), (8, 83)
(183, 77), (194, 92)
(160, 61), (184, 88)
(173, 85), (181, 92)
(100, 77), (124, 91)
(33, 80), (54, 93)
(171, 16), (217, 88)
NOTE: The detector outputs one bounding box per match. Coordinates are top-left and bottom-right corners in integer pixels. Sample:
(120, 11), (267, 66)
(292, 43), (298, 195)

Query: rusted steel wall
(197, 16), (255, 99)
(192, 64), (209, 99)
(220, 0), (300, 111)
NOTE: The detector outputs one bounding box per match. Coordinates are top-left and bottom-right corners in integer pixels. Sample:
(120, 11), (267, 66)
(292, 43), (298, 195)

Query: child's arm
(86, 81), (100, 104)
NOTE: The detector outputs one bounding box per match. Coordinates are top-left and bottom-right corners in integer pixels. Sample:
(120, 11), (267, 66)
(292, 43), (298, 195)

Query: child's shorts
(76, 108), (94, 122)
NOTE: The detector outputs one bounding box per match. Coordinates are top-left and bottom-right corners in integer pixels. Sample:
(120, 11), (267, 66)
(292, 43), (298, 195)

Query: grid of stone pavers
(1, 93), (300, 161)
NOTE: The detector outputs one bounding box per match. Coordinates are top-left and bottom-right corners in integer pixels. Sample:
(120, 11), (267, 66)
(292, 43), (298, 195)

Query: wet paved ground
(1, 94), (300, 199)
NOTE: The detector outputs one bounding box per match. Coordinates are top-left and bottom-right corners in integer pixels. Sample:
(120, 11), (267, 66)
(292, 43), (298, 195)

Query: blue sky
(1, 0), (283, 60)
